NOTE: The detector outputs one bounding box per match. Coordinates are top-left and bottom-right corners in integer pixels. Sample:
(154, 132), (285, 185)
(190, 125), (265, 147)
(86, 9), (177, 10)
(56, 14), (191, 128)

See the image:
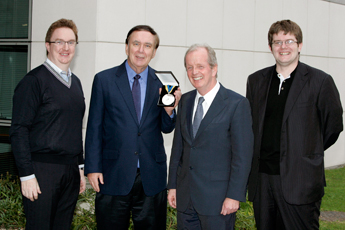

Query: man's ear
(45, 42), (51, 54)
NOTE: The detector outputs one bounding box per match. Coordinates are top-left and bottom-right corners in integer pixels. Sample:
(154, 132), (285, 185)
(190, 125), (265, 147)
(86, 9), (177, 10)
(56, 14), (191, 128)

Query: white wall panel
(304, 56), (329, 73)
(328, 58), (345, 109)
(223, 0), (256, 51)
(32, 0), (97, 42)
(221, 50), (255, 96)
(186, 0), (224, 48)
(253, 52), (276, 72)
(254, 0), (283, 52)
(306, 0), (330, 56)
(97, 0), (146, 42)
(146, 0), (187, 47)
(329, 4), (345, 58)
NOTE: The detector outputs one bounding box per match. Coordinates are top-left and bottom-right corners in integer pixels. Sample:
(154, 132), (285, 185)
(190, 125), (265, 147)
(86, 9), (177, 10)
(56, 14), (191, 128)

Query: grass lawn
(322, 166), (345, 212)
(319, 166), (345, 229)
(234, 166), (345, 230)
(1, 166), (344, 229)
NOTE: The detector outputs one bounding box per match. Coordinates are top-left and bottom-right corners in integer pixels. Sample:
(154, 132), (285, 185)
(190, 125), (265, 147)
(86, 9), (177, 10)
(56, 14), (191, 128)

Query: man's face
(185, 48), (218, 96)
(45, 27), (76, 70)
(270, 31), (302, 69)
(125, 30), (157, 73)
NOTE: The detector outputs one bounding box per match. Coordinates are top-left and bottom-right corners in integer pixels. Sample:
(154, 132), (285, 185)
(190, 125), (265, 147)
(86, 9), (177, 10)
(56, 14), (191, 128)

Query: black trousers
(177, 200), (236, 230)
(253, 173), (321, 230)
(95, 169), (167, 230)
(23, 161), (80, 230)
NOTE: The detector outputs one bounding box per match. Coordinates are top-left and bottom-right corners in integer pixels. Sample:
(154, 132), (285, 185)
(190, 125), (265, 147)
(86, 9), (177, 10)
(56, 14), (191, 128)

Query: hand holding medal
(155, 71), (179, 107)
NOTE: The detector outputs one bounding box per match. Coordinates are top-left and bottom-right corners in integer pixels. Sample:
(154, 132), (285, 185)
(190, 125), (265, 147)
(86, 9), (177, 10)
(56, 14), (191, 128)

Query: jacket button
(135, 152), (138, 155)
(138, 133), (141, 136)
(189, 166), (193, 170)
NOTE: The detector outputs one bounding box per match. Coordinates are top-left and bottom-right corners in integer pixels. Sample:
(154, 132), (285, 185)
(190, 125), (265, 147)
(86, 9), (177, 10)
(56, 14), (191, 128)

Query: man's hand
(21, 178), (41, 202)
(162, 87), (182, 116)
(87, 173), (104, 192)
(79, 169), (86, 194)
(220, 198), (239, 215)
(168, 189), (177, 208)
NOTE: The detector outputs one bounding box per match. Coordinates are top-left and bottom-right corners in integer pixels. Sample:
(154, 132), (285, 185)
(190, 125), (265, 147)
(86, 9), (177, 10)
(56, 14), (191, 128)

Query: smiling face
(270, 31), (303, 71)
(45, 27), (76, 71)
(125, 30), (157, 74)
(185, 47), (218, 96)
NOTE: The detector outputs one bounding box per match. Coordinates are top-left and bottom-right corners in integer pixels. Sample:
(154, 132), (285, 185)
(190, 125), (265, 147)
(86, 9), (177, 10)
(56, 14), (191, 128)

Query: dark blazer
(85, 61), (176, 196)
(168, 84), (253, 215)
(246, 62), (343, 205)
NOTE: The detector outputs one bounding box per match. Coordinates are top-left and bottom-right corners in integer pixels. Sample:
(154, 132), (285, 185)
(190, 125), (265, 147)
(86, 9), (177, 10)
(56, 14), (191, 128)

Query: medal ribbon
(165, 85), (175, 94)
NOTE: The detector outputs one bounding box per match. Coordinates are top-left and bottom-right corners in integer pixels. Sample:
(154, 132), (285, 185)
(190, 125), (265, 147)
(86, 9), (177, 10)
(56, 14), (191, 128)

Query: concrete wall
(30, 0), (345, 167)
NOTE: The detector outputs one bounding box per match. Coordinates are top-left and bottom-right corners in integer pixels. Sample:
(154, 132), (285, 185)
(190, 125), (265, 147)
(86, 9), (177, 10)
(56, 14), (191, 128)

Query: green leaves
(1, 174), (257, 229)
(0, 173), (26, 229)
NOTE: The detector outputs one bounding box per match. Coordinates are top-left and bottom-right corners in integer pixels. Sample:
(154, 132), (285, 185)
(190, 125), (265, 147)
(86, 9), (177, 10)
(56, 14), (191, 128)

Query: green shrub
(0, 173), (25, 229)
(0, 174), (255, 229)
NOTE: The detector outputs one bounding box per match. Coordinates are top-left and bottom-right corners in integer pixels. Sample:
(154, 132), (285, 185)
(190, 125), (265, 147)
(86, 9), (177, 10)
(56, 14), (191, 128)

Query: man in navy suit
(246, 20), (343, 229)
(85, 25), (181, 229)
(168, 44), (253, 229)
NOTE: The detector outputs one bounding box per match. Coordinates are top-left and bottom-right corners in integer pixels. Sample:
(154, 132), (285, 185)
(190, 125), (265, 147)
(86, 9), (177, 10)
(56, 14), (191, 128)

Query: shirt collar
(46, 58), (72, 77)
(125, 60), (148, 83)
(195, 81), (220, 105)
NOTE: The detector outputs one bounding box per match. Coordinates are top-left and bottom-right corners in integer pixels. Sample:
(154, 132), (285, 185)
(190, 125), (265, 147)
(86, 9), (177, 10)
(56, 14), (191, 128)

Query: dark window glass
(0, 45), (28, 120)
(0, 0), (30, 39)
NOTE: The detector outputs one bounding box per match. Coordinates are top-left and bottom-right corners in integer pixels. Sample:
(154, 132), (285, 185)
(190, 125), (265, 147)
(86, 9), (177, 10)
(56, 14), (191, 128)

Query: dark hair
(45, 18), (78, 55)
(125, 25), (159, 49)
(268, 19), (302, 47)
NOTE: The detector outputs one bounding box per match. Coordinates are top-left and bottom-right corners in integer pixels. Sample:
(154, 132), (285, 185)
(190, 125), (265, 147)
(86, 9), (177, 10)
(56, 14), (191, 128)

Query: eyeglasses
(49, 40), (78, 47)
(272, 39), (298, 47)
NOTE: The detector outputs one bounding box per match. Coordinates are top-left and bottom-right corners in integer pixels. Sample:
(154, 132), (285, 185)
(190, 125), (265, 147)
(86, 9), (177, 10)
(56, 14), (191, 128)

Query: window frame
(0, 1), (32, 126)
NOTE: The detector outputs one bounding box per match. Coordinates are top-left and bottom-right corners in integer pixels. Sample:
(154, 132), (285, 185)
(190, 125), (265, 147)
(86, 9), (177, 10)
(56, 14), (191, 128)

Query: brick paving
(320, 211), (345, 222)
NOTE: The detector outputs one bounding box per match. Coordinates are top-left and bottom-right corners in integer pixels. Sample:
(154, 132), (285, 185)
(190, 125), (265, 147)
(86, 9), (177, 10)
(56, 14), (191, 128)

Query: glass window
(0, 0), (31, 177)
(0, 0), (30, 39)
(0, 45), (28, 120)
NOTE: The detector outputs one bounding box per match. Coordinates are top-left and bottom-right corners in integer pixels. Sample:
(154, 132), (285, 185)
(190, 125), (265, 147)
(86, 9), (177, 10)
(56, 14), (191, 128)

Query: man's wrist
(20, 174), (35, 182)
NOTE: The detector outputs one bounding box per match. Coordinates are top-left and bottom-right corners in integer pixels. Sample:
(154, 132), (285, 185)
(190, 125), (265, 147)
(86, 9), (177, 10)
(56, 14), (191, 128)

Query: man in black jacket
(10, 18), (85, 230)
(246, 19), (343, 229)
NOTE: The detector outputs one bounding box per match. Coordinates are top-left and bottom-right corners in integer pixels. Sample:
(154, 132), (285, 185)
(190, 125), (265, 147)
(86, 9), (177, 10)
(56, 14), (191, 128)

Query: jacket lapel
(185, 90), (197, 140)
(114, 62), (140, 125)
(282, 62), (309, 124)
(140, 66), (159, 126)
(258, 67), (274, 136)
(193, 84), (227, 140)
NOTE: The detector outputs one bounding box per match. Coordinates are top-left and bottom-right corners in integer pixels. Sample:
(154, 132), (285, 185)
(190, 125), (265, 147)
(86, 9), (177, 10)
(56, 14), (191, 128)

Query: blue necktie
(192, 97), (204, 138)
(132, 75), (141, 122)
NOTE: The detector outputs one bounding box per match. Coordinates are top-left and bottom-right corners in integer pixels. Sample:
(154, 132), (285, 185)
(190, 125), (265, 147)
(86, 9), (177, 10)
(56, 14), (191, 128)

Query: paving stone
(320, 211), (345, 222)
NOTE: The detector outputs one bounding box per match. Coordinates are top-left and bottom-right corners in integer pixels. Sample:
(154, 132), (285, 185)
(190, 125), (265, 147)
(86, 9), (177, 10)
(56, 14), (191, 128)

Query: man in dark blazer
(168, 44), (253, 229)
(246, 20), (343, 229)
(85, 25), (181, 229)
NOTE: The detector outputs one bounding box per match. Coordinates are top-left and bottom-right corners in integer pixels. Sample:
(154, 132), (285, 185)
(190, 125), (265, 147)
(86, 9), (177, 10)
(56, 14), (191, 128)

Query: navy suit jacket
(246, 62), (343, 205)
(85, 61), (176, 196)
(168, 84), (253, 215)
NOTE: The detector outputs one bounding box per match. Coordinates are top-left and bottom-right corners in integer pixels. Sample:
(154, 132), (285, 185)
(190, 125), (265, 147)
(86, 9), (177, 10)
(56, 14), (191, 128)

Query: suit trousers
(253, 173), (321, 230)
(177, 200), (236, 230)
(95, 169), (167, 230)
(23, 161), (80, 230)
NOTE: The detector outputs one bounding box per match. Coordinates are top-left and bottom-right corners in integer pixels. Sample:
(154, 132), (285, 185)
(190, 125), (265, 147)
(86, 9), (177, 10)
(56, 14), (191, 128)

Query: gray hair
(184, 43), (218, 69)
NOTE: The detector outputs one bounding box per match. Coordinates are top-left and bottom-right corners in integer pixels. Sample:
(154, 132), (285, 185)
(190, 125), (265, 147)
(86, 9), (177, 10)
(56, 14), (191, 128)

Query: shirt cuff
(169, 110), (175, 118)
(20, 174), (35, 182)
(79, 164), (84, 169)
